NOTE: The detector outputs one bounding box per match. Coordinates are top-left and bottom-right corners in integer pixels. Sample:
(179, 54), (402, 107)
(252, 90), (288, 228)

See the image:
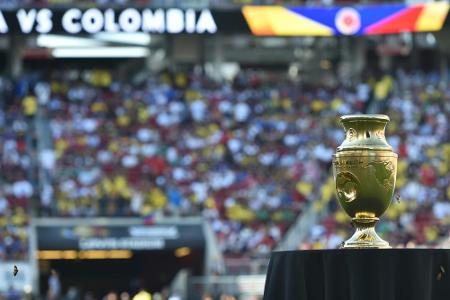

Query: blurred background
(0, 0), (449, 299)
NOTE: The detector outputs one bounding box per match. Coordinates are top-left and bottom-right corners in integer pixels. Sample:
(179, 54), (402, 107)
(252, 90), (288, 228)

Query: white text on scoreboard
(0, 8), (217, 34)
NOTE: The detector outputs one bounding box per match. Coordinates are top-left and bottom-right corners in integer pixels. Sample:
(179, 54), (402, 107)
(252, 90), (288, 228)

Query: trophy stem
(340, 217), (391, 249)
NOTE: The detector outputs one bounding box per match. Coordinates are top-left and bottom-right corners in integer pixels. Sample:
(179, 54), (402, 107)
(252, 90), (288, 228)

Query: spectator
(22, 93), (37, 120)
(47, 270), (61, 300)
(132, 288), (152, 300)
(6, 286), (21, 300)
(104, 291), (118, 300)
(120, 292), (130, 300)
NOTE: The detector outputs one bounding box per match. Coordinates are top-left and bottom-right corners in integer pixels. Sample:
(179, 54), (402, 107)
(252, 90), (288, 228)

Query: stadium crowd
(0, 67), (449, 261)
(0, 77), (32, 261)
(39, 68), (304, 257)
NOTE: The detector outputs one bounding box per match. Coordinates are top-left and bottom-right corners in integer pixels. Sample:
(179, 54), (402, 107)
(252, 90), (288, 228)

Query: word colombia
(0, 8), (218, 34)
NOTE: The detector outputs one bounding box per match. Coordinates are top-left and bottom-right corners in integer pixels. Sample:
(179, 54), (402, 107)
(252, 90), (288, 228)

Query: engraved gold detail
(336, 172), (360, 203)
(375, 130), (384, 139)
(364, 160), (395, 192)
(356, 233), (374, 242)
(347, 128), (357, 141)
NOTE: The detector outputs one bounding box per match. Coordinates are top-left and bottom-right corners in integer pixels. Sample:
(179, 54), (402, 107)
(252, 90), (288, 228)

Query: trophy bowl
(332, 114), (397, 248)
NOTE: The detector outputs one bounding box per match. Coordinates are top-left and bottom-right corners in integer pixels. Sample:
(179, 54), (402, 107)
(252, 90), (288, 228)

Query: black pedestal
(263, 249), (450, 300)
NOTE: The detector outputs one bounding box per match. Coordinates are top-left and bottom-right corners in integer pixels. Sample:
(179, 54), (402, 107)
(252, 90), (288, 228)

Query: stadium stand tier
(1, 68), (448, 261)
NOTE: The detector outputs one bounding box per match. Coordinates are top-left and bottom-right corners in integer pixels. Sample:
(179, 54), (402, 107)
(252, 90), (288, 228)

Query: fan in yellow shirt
(22, 95), (38, 117)
(149, 187), (167, 209)
(374, 75), (393, 101)
(132, 289), (152, 300)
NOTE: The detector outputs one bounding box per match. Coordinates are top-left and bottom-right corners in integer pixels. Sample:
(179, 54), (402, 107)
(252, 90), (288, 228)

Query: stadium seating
(0, 69), (449, 261)
(0, 80), (32, 260)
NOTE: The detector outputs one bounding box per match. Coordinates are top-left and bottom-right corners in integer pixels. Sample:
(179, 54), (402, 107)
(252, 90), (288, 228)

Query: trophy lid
(340, 114), (390, 122)
(337, 114), (394, 152)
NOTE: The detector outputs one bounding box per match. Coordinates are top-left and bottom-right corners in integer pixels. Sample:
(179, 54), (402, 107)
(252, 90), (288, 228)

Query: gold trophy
(332, 114), (397, 248)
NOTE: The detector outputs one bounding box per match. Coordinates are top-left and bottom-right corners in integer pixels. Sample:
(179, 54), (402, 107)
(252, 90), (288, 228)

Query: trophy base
(340, 217), (391, 249)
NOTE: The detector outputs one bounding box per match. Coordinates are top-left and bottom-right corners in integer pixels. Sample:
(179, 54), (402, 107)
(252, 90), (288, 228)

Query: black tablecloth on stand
(263, 249), (450, 300)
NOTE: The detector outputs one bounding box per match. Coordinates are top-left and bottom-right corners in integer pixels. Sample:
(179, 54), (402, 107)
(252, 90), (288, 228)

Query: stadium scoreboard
(0, 3), (448, 36)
